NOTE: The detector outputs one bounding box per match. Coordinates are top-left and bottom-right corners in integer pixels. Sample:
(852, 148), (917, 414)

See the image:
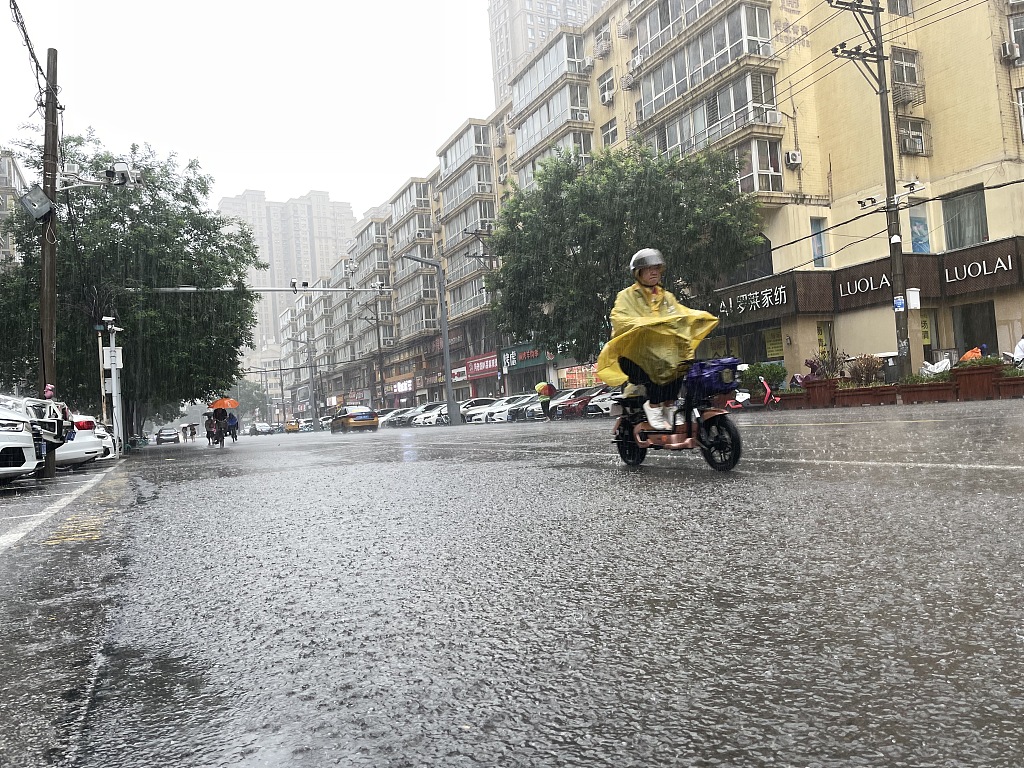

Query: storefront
(466, 351), (500, 397)
(557, 363), (602, 388)
(501, 344), (555, 395)
(712, 236), (1024, 379)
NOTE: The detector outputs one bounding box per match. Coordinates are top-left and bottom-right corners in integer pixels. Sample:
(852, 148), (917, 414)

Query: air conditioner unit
(572, 109), (591, 121)
(627, 54), (644, 73)
(477, 182), (493, 193)
(784, 150), (803, 167)
(1000, 40), (1021, 61)
(583, 56), (595, 71)
(495, 133), (506, 146)
(498, 173), (508, 184)
(374, 236), (387, 244)
(600, 91), (614, 105)
(432, 191), (439, 201)
(416, 229), (431, 239)
(382, 339), (395, 347)
(762, 110), (783, 125)
(899, 136), (926, 155)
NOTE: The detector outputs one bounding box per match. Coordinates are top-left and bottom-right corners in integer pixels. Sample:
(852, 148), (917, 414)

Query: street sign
(103, 346), (123, 369)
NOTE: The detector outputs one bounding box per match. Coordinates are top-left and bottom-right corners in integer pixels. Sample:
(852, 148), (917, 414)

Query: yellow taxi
(329, 406), (379, 433)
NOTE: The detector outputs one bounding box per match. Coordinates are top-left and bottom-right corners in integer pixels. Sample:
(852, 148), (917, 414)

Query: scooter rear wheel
(767, 398), (780, 411)
(700, 415), (741, 471)
(615, 422), (647, 466)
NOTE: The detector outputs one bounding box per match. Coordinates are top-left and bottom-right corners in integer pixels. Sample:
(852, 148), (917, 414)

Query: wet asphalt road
(2, 400), (1024, 767)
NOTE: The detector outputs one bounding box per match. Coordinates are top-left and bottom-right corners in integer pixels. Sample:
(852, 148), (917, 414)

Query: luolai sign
(839, 273), (890, 297)
(944, 254), (1012, 283)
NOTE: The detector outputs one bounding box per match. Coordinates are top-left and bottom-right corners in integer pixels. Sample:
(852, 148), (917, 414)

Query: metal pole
(307, 342), (321, 430)
(108, 327), (123, 459)
(38, 49), (59, 478)
(872, 1), (911, 381)
(435, 263), (461, 426)
(97, 331), (108, 426)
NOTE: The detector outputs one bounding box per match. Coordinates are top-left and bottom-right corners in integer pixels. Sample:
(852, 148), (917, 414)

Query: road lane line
(0, 469), (112, 553)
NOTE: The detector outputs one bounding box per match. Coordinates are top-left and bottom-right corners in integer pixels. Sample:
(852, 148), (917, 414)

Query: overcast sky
(1, 1), (497, 218)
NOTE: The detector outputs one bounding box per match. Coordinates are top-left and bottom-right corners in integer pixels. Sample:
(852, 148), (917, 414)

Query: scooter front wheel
(615, 421), (647, 466)
(700, 415), (741, 471)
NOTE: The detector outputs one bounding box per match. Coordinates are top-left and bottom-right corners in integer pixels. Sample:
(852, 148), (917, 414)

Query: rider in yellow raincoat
(596, 248), (719, 430)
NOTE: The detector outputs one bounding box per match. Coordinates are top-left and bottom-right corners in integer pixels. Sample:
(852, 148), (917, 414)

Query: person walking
(204, 416), (215, 446)
(535, 380), (556, 421)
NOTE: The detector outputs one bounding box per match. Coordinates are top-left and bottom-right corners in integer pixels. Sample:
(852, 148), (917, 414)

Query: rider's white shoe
(643, 401), (670, 430)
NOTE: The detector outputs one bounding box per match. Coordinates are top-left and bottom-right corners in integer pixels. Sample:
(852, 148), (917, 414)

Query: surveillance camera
(101, 316), (115, 323)
(112, 326), (124, 333)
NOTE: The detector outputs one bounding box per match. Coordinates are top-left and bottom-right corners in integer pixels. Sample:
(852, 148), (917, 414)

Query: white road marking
(0, 469), (112, 553)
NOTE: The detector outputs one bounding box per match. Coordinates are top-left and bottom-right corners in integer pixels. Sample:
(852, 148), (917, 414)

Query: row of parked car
(0, 394), (114, 484)
(374, 386), (617, 428)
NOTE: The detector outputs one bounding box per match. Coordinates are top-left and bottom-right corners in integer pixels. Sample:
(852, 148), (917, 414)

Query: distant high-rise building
(488, 0), (599, 104)
(218, 189), (355, 356)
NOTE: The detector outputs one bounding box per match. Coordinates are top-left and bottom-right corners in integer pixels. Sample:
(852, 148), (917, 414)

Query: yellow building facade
(492, 0), (1024, 378)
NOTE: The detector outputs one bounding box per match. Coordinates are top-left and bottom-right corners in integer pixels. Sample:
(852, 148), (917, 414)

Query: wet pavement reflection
(7, 400), (1024, 766)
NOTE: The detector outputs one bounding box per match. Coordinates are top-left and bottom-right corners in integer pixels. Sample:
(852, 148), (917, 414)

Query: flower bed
(897, 380), (958, 404)
(834, 385), (898, 407)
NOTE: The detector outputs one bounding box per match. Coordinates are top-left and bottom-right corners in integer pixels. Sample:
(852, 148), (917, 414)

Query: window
(810, 218), (829, 267)
(601, 118), (618, 146)
(888, 0), (912, 16)
(597, 68), (615, 101)
(891, 48), (919, 84)
(1018, 89), (1024, 142)
(909, 200), (930, 253)
(897, 117), (929, 155)
(941, 187), (988, 250)
(1011, 15), (1024, 57)
(736, 139), (783, 192)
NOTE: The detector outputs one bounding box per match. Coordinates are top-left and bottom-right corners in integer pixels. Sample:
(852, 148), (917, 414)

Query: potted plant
(897, 372), (957, 404)
(777, 387), (808, 409)
(801, 347), (846, 408)
(995, 364), (1024, 399)
(950, 355), (1003, 401)
(833, 354), (897, 406)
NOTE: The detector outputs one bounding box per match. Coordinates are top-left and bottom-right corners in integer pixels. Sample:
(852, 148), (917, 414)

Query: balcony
(449, 291), (489, 319)
(395, 288), (438, 312)
(405, 318), (439, 336)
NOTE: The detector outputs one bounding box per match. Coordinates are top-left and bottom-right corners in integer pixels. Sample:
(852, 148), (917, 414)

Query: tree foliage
(487, 143), (763, 363)
(0, 133), (265, 430)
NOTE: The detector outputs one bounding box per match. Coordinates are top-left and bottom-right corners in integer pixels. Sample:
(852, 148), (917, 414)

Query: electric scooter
(612, 357), (743, 472)
(725, 375), (782, 411)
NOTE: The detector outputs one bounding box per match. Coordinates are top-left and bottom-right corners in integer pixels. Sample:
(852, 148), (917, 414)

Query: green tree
(487, 143), (763, 363)
(1, 133), (265, 431)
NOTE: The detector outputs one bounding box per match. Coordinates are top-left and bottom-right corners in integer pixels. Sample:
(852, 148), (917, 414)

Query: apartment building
(218, 189), (355, 379)
(0, 150), (28, 267)
(489, 0), (601, 104)
(286, 0), (1024, 414)
(494, 0), (1024, 377)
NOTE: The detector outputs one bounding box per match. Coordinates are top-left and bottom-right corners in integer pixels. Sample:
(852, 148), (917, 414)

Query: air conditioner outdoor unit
(762, 110), (783, 125)
(416, 229), (431, 239)
(1001, 40), (1021, 60)
(382, 339), (395, 347)
(583, 56), (595, 71)
(628, 54), (644, 73)
(478, 182), (493, 193)
(784, 150), (803, 167)
(899, 136), (926, 155)
(498, 173), (508, 184)
(374, 236), (387, 244)
(572, 109), (591, 121)
(600, 91), (614, 105)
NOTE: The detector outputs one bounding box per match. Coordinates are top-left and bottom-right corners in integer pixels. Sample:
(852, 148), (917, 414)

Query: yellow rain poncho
(596, 283), (720, 386)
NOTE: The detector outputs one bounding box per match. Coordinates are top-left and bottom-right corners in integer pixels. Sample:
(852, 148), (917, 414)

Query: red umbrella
(208, 397), (240, 409)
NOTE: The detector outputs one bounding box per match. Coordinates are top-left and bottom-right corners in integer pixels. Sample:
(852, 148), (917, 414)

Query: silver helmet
(629, 248), (665, 275)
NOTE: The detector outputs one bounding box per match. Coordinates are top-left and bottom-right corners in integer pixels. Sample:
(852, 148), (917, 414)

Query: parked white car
(54, 414), (107, 467)
(411, 402), (447, 426)
(585, 390), (620, 417)
(0, 394), (70, 448)
(482, 393), (534, 423)
(379, 408), (413, 428)
(0, 404), (41, 483)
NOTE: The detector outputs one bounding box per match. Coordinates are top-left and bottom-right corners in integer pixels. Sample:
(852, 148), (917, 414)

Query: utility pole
(830, 1), (911, 380)
(37, 49), (59, 478)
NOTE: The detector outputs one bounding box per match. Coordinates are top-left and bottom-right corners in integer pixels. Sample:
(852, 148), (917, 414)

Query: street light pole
(401, 254), (461, 426)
